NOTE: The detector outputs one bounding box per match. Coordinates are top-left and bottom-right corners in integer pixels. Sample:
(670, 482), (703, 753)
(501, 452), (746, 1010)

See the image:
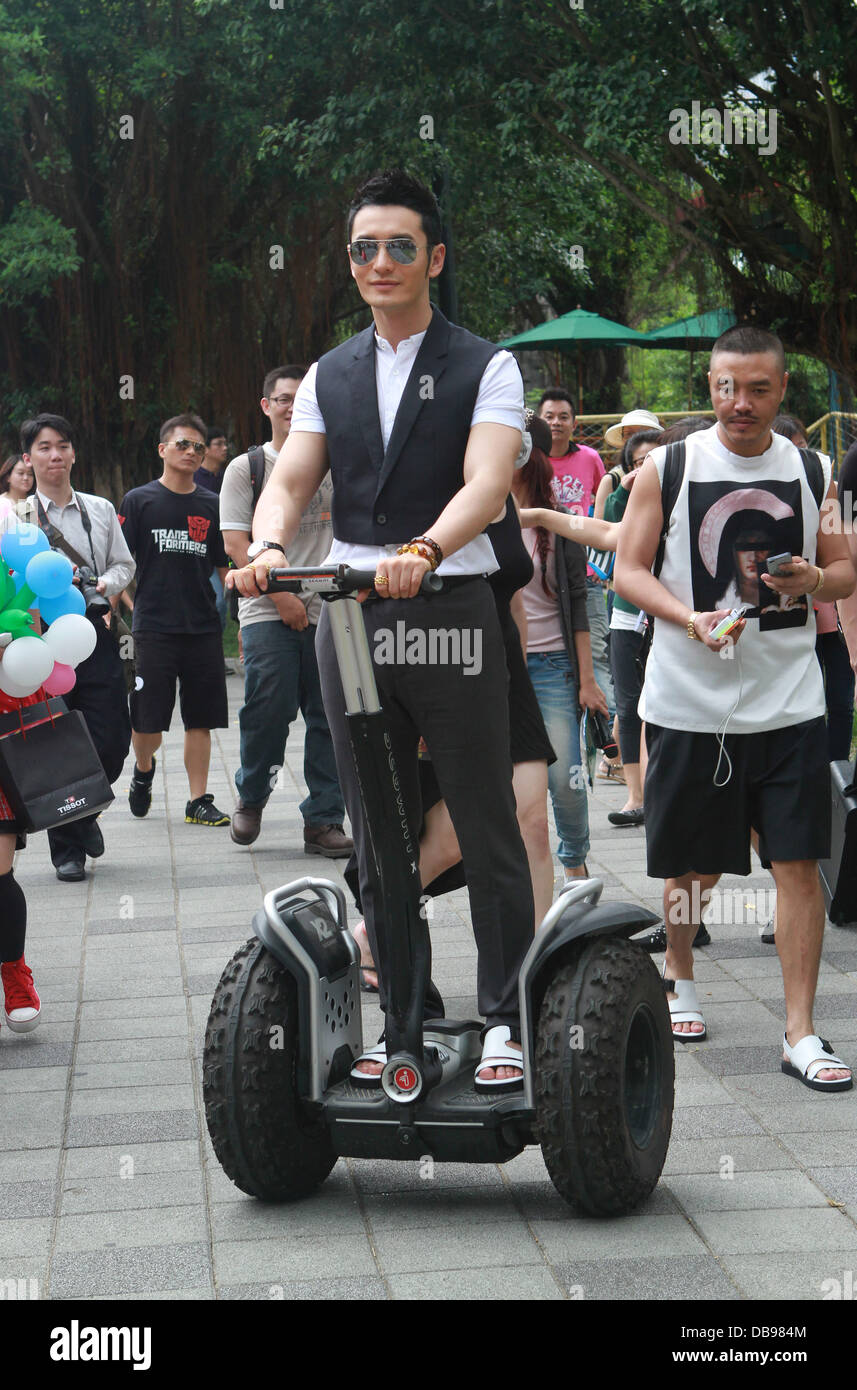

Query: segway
(204, 566), (674, 1216)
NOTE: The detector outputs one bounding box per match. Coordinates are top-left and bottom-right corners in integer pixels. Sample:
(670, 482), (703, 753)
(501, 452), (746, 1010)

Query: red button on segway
(394, 1066), (418, 1091)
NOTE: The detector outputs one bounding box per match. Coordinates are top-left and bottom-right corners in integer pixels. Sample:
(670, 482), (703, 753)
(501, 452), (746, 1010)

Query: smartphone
(765, 551), (794, 577)
(710, 607), (746, 641)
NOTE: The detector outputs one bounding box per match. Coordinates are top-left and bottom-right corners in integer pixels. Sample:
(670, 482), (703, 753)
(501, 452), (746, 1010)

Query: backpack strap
(247, 445), (267, 512)
(798, 447), (825, 509)
(653, 440), (686, 579)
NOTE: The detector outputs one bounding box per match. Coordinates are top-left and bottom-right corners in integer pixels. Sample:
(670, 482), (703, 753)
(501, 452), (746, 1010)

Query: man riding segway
(232, 168), (534, 1091)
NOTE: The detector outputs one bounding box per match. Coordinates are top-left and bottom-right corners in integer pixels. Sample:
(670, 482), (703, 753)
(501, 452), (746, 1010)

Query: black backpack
(227, 445), (268, 620)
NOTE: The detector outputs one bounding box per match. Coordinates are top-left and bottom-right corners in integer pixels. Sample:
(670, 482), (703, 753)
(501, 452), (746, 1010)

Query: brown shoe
(304, 823), (353, 858)
(230, 802), (263, 845)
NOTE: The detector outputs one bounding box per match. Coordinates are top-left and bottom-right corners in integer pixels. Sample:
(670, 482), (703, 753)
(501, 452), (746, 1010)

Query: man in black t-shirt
(119, 414), (231, 826)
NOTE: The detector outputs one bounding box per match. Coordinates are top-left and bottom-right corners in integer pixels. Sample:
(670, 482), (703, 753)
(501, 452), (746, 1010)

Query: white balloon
(43, 613), (97, 667)
(2, 635), (55, 689)
(0, 661), (38, 698)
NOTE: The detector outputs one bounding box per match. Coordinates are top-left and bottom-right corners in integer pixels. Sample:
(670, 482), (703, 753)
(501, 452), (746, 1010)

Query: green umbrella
(500, 307), (648, 350)
(500, 309), (647, 411)
(639, 309), (736, 349)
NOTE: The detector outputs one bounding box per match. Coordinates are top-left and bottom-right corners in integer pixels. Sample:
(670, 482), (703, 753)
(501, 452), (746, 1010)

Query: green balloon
(0, 611), (35, 638)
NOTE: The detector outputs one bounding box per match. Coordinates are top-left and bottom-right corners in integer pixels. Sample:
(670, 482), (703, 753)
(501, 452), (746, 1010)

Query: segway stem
(326, 593), (432, 1069)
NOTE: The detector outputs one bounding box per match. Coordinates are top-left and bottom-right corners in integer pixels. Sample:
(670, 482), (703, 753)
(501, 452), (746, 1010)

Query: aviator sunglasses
(348, 237), (428, 265)
(173, 438), (207, 455)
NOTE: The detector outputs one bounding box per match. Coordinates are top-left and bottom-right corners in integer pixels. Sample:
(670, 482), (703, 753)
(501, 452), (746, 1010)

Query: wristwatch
(247, 540), (286, 561)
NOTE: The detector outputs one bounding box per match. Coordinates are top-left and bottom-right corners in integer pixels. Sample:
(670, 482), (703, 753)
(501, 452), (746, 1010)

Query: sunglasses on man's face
(173, 439), (206, 455)
(348, 238), (427, 266)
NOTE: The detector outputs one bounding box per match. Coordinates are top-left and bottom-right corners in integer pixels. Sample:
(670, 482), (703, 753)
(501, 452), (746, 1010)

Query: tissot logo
(50, 1320), (152, 1370)
(58, 796), (87, 815)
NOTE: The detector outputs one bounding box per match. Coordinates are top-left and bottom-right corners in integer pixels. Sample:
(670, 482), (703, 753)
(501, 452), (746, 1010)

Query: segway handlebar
(263, 564), (443, 596)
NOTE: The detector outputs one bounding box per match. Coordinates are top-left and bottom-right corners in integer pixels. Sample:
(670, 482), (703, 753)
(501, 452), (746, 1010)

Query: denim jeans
(527, 650), (590, 869)
(236, 620), (344, 825)
(586, 576), (615, 719)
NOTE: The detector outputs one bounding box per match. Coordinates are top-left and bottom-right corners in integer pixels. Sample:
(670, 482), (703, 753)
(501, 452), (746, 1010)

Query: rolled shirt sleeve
(99, 506), (136, 595)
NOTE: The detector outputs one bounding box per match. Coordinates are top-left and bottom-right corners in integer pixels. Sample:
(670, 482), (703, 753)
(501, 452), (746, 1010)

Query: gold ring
(375, 574), (389, 586)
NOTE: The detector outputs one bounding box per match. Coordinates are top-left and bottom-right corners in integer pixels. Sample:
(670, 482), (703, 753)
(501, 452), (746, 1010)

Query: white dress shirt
(290, 329), (525, 576)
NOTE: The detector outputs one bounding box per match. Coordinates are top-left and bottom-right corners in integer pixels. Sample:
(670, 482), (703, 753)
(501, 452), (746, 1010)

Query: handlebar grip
(346, 569), (443, 595)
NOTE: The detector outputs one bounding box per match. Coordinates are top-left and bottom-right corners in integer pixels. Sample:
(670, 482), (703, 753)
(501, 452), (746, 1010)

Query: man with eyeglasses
(119, 414), (231, 827)
(231, 168), (536, 1092)
(219, 366), (352, 856)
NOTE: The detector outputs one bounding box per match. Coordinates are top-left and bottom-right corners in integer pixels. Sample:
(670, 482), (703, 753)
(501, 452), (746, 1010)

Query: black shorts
(130, 632), (228, 733)
(644, 717), (831, 878)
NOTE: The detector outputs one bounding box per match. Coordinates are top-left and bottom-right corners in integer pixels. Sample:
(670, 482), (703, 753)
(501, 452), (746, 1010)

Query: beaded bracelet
(396, 541), (440, 571)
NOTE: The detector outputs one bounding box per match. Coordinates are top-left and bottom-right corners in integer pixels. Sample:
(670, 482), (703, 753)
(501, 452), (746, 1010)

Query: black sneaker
(637, 923), (711, 953)
(185, 793), (230, 827)
(128, 759), (156, 818)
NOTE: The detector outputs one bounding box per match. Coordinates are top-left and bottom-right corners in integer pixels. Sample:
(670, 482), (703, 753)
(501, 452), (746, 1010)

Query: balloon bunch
(0, 521), (97, 698)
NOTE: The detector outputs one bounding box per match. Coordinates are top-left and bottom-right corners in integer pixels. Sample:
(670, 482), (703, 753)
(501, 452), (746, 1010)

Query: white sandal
(664, 977), (707, 1043)
(781, 1033), (852, 1093)
(474, 1025), (524, 1094)
(350, 1040), (387, 1086)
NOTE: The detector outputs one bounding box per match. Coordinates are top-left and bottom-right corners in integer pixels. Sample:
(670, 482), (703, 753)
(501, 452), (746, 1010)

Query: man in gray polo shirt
(219, 365), (351, 855)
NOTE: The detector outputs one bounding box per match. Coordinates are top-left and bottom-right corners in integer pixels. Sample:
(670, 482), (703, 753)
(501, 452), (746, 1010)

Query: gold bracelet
(809, 565), (825, 595)
(687, 611), (700, 640)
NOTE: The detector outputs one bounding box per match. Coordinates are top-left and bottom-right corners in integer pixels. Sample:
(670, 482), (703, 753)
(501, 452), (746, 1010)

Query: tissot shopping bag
(0, 698), (114, 831)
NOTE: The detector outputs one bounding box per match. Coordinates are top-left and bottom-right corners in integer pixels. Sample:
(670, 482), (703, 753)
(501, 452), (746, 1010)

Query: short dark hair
(159, 413), (206, 444)
(20, 414), (74, 454)
(347, 168), (443, 247)
(772, 414), (807, 444)
(262, 365), (307, 400)
(206, 426), (227, 445)
(538, 389), (576, 418)
(619, 429), (662, 473)
(710, 325), (786, 374)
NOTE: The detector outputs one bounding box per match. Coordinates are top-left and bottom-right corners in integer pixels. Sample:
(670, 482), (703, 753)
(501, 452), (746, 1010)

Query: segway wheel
(204, 939), (336, 1201)
(534, 937), (674, 1216)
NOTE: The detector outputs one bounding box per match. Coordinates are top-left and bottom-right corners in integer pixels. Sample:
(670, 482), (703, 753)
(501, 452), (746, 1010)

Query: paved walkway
(1, 672), (855, 1301)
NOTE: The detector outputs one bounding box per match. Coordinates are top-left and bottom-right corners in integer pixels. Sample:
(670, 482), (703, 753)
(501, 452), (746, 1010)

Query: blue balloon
(38, 586), (87, 623)
(0, 522), (50, 574)
(25, 549), (75, 599)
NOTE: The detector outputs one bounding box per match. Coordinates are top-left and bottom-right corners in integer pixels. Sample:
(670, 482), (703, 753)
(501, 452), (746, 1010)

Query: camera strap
(34, 494), (98, 572)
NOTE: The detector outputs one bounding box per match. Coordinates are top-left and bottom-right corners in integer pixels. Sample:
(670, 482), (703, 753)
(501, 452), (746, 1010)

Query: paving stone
(388, 1266), (564, 1300)
(348, 1157), (505, 1193)
(217, 1276), (388, 1300)
(531, 1213), (707, 1263)
(691, 1206), (857, 1255)
(371, 1219), (540, 1274)
(60, 1171), (205, 1214)
(518, 1183), (678, 1222)
(63, 1140), (201, 1180)
(662, 1135), (794, 1176)
(669, 1106), (765, 1140)
(213, 1234), (377, 1284)
(776, 1132), (857, 1168)
(720, 1252), (857, 1301)
(70, 1060), (193, 1090)
(64, 1111), (198, 1147)
(0, 1066), (70, 1094)
(49, 1241), (211, 1297)
(54, 1203), (208, 1252)
(665, 1169), (829, 1213)
(87, 918), (177, 935)
(69, 1083), (195, 1117)
(0, 1180), (57, 1219)
(74, 1037), (190, 1065)
(364, 1184), (520, 1230)
(695, 1046), (783, 1077)
(806, 1167), (857, 1207)
(0, 1218), (53, 1258)
(554, 1255), (741, 1301)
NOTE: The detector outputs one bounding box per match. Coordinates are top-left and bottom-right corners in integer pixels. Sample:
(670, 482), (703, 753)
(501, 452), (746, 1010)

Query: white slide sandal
(781, 1033), (852, 1093)
(664, 977), (707, 1043)
(474, 1025), (524, 1094)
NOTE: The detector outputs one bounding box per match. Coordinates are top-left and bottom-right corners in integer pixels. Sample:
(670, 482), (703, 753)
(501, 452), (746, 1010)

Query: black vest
(315, 306), (498, 543)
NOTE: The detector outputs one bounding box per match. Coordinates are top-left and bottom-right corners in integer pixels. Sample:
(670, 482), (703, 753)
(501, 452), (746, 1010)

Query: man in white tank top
(615, 326), (855, 1092)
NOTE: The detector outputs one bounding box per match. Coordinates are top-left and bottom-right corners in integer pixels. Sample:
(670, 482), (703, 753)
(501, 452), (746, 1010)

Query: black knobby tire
(534, 937), (674, 1216)
(203, 938), (336, 1201)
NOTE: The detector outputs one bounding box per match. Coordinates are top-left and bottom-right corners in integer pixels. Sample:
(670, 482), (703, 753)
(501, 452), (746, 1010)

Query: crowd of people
(2, 166), (856, 1096)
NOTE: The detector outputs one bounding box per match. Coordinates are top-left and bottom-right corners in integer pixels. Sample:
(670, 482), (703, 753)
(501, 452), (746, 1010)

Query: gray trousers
(315, 579), (534, 1028)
